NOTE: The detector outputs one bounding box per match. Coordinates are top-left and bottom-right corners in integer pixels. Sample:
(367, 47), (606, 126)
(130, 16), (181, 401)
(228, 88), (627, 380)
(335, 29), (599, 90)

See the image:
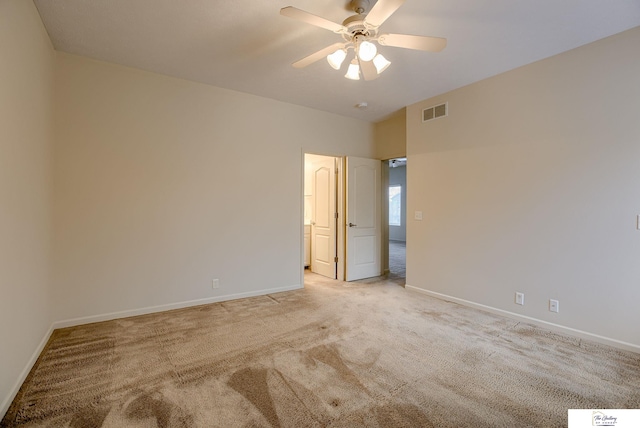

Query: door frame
(336, 157), (345, 281)
(383, 157), (408, 283)
(381, 161), (390, 276)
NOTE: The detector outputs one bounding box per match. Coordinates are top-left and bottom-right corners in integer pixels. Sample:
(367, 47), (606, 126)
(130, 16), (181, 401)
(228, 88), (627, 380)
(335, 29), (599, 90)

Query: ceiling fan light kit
(372, 53), (391, 74)
(345, 59), (361, 80)
(327, 48), (347, 69)
(357, 40), (377, 62)
(280, 0), (447, 81)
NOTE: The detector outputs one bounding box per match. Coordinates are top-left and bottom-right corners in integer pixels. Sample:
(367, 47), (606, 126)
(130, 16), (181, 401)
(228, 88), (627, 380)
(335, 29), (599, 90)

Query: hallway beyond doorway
(388, 240), (406, 285)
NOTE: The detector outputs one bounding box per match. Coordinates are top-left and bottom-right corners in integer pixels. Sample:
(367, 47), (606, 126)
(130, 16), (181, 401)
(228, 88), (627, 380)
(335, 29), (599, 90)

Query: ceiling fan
(280, 0), (446, 81)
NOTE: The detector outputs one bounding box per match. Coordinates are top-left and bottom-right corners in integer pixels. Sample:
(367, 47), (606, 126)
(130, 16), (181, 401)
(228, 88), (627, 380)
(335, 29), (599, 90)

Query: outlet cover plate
(549, 299), (559, 313)
(515, 292), (525, 305)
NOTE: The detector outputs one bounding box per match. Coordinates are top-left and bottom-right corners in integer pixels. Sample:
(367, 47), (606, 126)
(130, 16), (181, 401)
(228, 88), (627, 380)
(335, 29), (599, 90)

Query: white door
(346, 156), (382, 281)
(311, 157), (337, 278)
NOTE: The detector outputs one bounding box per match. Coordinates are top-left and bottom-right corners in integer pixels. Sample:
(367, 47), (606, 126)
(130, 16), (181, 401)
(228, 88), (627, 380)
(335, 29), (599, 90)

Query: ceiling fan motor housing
(342, 14), (377, 42)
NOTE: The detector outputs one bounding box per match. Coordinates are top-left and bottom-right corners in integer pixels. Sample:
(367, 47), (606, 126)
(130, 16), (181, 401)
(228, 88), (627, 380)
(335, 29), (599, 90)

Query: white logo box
(568, 409), (640, 428)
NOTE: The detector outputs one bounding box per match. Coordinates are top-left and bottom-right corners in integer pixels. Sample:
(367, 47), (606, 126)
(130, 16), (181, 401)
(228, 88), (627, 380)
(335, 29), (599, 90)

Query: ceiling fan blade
(378, 33), (447, 52)
(364, 0), (405, 28)
(359, 58), (379, 81)
(292, 42), (346, 68)
(280, 6), (346, 33)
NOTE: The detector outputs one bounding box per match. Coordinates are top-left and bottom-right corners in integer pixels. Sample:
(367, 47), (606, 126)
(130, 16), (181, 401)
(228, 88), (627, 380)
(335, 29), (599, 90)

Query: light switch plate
(414, 211), (423, 221)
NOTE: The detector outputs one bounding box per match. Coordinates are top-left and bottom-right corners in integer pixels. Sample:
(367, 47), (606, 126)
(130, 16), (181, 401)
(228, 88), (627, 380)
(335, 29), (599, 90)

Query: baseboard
(1, 283), (303, 420)
(405, 284), (640, 354)
(1, 324), (54, 420)
(53, 284), (303, 329)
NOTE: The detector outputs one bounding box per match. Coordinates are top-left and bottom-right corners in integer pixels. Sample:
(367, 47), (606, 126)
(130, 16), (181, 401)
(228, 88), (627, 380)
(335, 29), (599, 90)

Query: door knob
(348, 223), (357, 227)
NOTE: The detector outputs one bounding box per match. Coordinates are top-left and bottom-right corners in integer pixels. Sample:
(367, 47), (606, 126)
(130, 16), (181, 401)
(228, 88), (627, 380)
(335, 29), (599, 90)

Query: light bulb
(345, 60), (360, 80)
(358, 40), (377, 62)
(373, 54), (391, 74)
(327, 49), (347, 70)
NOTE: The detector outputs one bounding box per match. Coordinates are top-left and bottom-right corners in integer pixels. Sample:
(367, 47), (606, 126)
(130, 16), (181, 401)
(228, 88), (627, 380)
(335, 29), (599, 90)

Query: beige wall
(375, 109), (406, 160)
(0, 0), (54, 414)
(52, 53), (374, 322)
(406, 27), (640, 349)
(3, 0), (637, 416)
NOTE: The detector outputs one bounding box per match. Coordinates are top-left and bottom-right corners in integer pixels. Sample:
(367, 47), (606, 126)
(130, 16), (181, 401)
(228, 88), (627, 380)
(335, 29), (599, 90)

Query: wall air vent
(422, 102), (448, 122)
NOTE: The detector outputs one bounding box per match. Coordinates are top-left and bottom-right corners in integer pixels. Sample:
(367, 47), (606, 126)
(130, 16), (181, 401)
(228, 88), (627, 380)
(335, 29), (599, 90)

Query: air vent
(422, 102), (448, 122)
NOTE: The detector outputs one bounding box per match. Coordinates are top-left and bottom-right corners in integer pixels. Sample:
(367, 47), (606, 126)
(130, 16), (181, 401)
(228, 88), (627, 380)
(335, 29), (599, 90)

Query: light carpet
(2, 273), (639, 427)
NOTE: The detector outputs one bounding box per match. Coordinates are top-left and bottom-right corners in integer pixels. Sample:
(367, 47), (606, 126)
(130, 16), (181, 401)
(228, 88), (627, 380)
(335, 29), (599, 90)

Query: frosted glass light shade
(327, 49), (347, 70)
(373, 54), (391, 74)
(358, 41), (377, 62)
(345, 60), (360, 80)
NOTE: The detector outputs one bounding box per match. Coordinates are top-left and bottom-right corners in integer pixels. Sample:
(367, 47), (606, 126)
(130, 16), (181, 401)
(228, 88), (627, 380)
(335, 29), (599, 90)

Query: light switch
(414, 211), (423, 221)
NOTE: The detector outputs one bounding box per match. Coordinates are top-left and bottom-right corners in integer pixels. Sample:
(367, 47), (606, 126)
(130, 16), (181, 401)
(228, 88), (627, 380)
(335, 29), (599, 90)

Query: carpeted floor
(388, 240), (406, 284)
(3, 272), (639, 427)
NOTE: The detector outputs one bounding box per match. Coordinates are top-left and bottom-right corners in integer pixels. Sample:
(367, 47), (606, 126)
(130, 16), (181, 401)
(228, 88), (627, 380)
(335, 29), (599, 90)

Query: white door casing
(346, 156), (382, 281)
(311, 156), (337, 279)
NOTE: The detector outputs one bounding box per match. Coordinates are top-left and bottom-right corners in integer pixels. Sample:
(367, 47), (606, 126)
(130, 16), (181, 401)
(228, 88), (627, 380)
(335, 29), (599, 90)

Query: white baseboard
(405, 284), (640, 354)
(53, 284), (303, 329)
(1, 324), (54, 420)
(1, 283), (302, 420)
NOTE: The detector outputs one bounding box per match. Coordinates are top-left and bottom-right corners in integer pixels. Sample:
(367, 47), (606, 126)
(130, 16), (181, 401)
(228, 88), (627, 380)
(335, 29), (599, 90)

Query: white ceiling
(34, 0), (640, 122)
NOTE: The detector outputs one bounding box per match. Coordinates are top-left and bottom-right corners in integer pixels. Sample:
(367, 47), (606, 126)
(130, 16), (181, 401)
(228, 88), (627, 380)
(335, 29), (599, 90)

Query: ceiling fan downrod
(351, 0), (370, 15)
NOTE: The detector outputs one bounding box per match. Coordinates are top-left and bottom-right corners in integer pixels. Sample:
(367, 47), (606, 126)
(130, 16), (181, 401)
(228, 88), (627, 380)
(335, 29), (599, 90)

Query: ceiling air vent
(422, 102), (448, 122)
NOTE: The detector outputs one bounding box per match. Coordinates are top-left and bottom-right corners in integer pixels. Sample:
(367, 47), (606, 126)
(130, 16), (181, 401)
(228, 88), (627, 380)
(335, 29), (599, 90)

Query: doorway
(387, 157), (406, 284)
(303, 153), (383, 283)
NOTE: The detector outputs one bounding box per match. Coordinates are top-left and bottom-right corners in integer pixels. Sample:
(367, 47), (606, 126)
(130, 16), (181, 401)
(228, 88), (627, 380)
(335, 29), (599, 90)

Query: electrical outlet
(212, 279), (219, 289)
(515, 292), (525, 305)
(549, 299), (559, 313)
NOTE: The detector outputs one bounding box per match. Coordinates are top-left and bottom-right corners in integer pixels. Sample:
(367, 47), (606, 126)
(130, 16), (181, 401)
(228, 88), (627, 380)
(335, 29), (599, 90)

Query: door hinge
(334, 212), (338, 219)
(334, 256), (338, 263)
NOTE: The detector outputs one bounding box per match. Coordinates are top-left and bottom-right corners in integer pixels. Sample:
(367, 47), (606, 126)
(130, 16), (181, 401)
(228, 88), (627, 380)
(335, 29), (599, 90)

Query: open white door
(311, 156), (337, 278)
(346, 156), (381, 281)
